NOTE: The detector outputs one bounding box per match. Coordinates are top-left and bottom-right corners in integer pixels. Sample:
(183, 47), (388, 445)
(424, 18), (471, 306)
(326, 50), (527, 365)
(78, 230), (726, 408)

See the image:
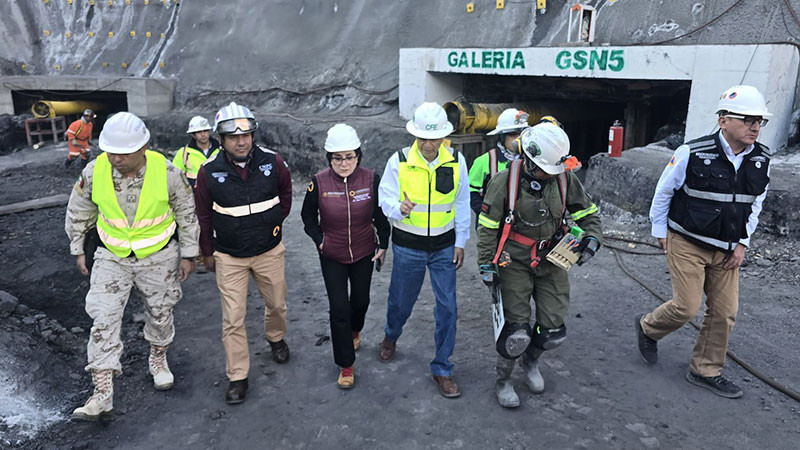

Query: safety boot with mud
(72, 369), (114, 421)
(149, 345), (174, 390)
(521, 353), (544, 394)
(495, 356), (520, 408)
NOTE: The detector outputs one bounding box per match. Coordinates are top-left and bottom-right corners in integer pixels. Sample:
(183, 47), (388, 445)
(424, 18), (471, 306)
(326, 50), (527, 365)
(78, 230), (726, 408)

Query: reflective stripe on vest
(92, 151), (176, 259)
(395, 143), (459, 237)
(212, 196), (280, 217)
(681, 184), (757, 204)
(180, 146), (219, 179)
(668, 218), (732, 251)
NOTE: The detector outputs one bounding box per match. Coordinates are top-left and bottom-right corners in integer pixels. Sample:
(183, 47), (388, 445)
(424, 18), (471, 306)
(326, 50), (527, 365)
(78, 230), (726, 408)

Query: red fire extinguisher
(609, 120), (623, 157)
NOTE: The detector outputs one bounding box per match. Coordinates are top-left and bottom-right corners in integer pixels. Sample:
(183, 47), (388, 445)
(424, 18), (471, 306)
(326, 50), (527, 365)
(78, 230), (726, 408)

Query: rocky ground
(1, 145), (799, 449)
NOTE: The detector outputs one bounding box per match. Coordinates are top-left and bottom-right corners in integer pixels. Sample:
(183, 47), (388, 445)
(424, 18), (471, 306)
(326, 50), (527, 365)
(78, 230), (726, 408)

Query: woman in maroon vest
(301, 124), (390, 389)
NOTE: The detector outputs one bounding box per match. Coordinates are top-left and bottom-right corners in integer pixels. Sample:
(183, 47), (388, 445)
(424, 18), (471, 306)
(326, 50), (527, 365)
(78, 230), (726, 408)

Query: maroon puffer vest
(317, 166), (378, 264)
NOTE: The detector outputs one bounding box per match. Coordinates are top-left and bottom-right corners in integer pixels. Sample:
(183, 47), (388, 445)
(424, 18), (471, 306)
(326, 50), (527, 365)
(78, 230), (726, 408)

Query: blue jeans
(385, 243), (457, 376)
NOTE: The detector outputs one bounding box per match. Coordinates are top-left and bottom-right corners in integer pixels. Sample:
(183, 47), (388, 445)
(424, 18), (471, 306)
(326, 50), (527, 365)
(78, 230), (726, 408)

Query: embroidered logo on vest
(211, 172), (228, 183)
(259, 163), (273, 177)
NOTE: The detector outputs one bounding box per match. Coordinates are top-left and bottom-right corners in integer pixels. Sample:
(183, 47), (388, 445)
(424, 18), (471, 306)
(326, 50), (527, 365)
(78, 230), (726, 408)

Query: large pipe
(443, 101), (609, 134)
(31, 100), (105, 119)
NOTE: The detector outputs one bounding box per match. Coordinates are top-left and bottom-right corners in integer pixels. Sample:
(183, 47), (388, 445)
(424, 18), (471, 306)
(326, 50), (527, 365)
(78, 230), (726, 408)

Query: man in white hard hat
(477, 122), (601, 408)
(193, 102), (292, 405)
(377, 102), (470, 398)
(468, 108), (526, 225)
(65, 111), (199, 420)
(173, 116), (220, 188)
(64, 109), (97, 169)
(637, 85), (772, 399)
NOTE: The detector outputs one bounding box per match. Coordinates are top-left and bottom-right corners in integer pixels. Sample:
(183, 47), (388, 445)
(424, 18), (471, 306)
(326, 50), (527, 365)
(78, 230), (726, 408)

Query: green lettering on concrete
(458, 52), (468, 68)
(608, 49), (624, 72)
(447, 51), (458, 67)
(589, 49), (608, 70)
(482, 51), (492, 68)
(511, 51), (525, 69)
(493, 51), (505, 69)
(555, 50), (571, 69)
(573, 50), (588, 70)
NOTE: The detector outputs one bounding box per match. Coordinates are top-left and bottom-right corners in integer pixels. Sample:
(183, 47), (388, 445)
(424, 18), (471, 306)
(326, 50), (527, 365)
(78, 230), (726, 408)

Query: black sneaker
(685, 372), (743, 399)
(635, 314), (658, 364)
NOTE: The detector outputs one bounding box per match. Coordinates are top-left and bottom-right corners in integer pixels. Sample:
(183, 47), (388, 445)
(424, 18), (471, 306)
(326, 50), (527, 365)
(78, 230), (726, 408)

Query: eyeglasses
(331, 155), (358, 164)
(724, 114), (768, 127)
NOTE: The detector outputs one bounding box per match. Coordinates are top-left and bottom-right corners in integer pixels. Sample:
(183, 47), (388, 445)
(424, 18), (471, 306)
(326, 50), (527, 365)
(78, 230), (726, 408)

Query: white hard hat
(214, 102), (258, 135)
(519, 122), (571, 175)
(406, 102), (454, 139)
(716, 85), (772, 117)
(487, 108), (529, 135)
(99, 112), (150, 154)
(324, 123), (361, 152)
(186, 116), (212, 133)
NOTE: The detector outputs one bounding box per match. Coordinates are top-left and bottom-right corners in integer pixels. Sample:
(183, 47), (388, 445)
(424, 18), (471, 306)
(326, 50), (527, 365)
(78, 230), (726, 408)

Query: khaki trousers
(641, 231), (739, 377)
(214, 242), (288, 381)
(85, 241), (182, 375)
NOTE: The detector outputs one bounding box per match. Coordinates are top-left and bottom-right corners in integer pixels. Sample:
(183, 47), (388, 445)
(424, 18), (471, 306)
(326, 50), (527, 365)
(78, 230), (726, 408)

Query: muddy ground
(1, 145), (799, 449)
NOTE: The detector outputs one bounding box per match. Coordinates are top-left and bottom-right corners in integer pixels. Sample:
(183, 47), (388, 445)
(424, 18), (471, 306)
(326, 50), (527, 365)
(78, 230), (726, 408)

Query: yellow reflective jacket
(92, 151), (176, 259)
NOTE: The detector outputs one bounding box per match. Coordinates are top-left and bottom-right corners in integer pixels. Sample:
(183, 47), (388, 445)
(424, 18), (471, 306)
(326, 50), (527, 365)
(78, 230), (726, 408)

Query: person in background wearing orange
(65, 109), (96, 168)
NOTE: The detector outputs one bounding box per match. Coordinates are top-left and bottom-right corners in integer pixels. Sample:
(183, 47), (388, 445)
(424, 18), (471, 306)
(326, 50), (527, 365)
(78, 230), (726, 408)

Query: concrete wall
(0, 76), (175, 117)
(398, 44), (799, 149)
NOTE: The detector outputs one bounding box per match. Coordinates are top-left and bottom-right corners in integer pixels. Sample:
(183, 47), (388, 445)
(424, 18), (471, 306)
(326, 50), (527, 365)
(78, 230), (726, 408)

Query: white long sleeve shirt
(649, 131), (769, 247)
(379, 147), (471, 249)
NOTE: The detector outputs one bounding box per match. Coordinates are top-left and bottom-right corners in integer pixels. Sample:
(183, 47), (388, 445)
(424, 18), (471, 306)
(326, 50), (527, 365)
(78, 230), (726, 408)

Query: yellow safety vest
(173, 146), (219, 180)
(396, 142), (460, 236)
(92, 151), (176, 259)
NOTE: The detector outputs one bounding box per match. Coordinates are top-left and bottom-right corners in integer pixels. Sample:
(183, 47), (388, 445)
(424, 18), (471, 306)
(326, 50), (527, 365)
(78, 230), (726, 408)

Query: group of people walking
(64, 83), (771, 420)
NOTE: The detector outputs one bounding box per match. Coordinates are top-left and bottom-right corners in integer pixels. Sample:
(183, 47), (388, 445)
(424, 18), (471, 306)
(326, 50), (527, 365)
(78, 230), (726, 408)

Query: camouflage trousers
(84, 241), (183, 375)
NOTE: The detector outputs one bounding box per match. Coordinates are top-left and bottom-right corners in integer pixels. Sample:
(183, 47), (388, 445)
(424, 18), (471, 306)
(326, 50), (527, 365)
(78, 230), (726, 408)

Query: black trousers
(320, 254), (374, 368)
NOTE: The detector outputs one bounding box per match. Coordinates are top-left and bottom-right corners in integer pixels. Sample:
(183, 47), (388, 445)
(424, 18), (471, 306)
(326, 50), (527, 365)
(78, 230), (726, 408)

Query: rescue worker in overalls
(172, 116), (220, 188)
(476, 122), (602, 408)
(468, 108), (527, 224)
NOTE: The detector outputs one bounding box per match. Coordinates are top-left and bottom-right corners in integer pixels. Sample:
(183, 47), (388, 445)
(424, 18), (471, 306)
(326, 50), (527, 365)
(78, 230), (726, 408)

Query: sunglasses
(724, 114), (768, 127)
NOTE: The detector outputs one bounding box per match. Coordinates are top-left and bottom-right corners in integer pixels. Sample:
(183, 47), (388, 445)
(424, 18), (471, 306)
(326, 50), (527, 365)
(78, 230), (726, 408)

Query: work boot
(352, 331), (361, 351)
(520, 353), (544, 394)
(149, 345), (174, 390)
(72, 369), (114, 421)
(269, 339), (290, 364)
(495, 356), (520, 408)
(685, 372), (743, 399)
(225, 378), (248, 405)
(378, 336), (396, 362)
(432, 375), (461, 398)
(337, 366), (355, 389)
(635, 314), (658, 364)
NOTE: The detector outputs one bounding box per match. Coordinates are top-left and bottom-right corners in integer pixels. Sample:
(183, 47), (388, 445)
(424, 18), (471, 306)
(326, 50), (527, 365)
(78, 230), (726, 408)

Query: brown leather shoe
(378, 337), (396, 362)
(269, 339), (290, 364)
(432, 375), (461, 398)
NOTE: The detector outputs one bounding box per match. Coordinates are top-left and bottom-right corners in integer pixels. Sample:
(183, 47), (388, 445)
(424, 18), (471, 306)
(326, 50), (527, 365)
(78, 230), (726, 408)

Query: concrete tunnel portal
(400, 44), (799, 162)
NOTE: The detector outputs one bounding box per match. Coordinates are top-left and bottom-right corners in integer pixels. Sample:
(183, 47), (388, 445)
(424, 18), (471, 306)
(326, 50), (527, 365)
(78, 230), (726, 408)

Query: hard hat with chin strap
(324, 123), (361, 152)
(186, 116), (212, 133)
(99, 112), (150, 154)
(716, 85), (772, 117)
(406, 102), (454, 140)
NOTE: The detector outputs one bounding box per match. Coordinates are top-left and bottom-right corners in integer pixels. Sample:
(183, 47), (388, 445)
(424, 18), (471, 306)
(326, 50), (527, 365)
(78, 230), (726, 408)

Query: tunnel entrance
(11, 89), (129, 138)
(451, 74), (691, 164)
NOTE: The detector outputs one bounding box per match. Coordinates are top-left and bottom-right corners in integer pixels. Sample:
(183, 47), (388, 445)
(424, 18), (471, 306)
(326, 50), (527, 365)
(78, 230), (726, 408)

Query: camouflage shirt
(65, 155), (200, 258)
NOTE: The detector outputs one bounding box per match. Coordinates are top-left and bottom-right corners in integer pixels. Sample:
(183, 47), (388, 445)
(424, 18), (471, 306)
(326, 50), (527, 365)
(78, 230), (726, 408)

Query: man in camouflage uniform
(65, 112), (199, 420)
(477, 122), (602, 408)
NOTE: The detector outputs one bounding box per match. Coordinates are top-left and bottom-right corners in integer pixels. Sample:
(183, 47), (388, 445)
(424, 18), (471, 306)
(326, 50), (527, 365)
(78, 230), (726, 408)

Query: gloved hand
(573, 236), (600, 266)
(479, 264), (497, 288)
